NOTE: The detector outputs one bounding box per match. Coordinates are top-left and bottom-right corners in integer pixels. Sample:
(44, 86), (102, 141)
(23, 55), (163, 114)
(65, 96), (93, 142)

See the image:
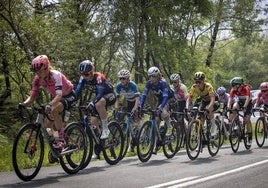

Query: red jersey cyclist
(185, 72), (219, 139)
(20, 55), (76, 150)
(254, 82), (268, 109)
(227, 77), (253, 145)
(75, 60), (116, 140)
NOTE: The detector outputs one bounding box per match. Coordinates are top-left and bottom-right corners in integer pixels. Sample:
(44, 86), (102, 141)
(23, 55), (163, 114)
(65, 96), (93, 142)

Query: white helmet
(148, 66), (160, 76)
(117, 69), (130, 78)
(170, 74), (180, 82)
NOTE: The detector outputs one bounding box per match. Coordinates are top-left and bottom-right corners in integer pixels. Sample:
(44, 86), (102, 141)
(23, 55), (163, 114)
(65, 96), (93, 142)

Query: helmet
(217, 86), (226, 95)
(78, 60), (93, 74)
(260, 82), (268, 91)
(230, 77), (243, 85)
(170, 74), (180, 82)
(194, 71), (205, 80)
(117, 69), (130, 78)
(148, 66), (160, 76)
(31, 55), (50, 72)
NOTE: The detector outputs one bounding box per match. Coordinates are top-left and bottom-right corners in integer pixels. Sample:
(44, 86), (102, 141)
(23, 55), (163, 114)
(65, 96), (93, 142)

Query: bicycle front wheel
(137, 121), (155, 163)
(120, 123), (130, 160)
(255, 117), (266, 147)
(208, 122), (221, 157)
(229, 121), (241, 153)
(59, 123), (87, 174)
(163, 120), (180, 159)
(102, 121), (124, 165)
(186, 120), (201, 160)
(243, 123), (251, 150)
(12, 123), (44, 181)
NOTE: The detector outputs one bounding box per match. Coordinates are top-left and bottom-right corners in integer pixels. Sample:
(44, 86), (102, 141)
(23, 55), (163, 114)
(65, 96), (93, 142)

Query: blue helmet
(217, 86), (226, 95)
(78, 60), (93, 74)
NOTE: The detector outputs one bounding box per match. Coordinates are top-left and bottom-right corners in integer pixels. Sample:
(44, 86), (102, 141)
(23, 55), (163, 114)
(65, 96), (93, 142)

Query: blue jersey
(115, 81), (140, 102)
(140, 78), (174, 109)
(75, 72), (114, 104)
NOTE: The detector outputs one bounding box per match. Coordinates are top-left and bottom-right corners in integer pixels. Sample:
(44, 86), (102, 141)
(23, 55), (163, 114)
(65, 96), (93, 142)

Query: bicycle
(228, 108), (251, 153)
(67, 105), (124, 169)
(114, 110), (141, 159)
(215, 105), (230, 147)
(136, 107), (181, 162)
(12, 104), (87, 181)
(253, 107), (268, 147)
(185, 107), (221, 160)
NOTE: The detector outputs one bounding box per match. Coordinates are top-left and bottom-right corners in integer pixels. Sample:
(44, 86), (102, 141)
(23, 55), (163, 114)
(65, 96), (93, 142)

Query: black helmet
(78, 60), (93, 74)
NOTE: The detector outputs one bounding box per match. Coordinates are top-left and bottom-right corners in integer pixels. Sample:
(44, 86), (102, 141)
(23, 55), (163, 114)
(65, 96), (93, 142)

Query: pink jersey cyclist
(254, 82), (268, 108)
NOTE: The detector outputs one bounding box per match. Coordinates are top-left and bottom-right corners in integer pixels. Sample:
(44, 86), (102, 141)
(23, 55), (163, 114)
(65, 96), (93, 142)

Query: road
(1, 141), (268, 188)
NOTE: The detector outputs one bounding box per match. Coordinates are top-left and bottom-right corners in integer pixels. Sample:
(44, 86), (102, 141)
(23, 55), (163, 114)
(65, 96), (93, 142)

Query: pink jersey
(256, 92), (268, 105)
(30, 70), (73, 98)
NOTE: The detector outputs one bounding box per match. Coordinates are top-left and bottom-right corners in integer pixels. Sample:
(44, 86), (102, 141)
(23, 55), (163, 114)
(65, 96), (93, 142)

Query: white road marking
(145, 176), (199, 188)
(147, 159), (268, 188)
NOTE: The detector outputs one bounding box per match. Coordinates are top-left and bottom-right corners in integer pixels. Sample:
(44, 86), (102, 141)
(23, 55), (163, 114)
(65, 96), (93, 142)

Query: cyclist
(115, 69), (140, 152)
(139, 66), (174, 153)
(185, 71), (219, 139)
(227, 77), (253, 145)
(75, 60), (116, 141)
(169, 73), (188, 122)
(254, 82), (268, 109)
(19, 55), (76, 150)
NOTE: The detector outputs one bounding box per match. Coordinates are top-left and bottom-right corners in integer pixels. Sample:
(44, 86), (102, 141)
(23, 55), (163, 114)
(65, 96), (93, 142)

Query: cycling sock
(101, 119), (108, 130)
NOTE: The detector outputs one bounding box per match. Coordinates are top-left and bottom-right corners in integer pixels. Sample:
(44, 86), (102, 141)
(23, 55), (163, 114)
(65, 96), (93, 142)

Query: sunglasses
(150, 75), (157, 78)
(119, 77), (127, 80)
(172, 81), (178, 84)
(82, 73), (90, 76)
(261, 90), (268, 93)
(195, 81), (202, 84)
(232, 84), (238, 87)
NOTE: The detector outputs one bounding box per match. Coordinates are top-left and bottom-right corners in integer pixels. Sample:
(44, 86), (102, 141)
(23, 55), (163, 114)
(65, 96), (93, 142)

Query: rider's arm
(75, 76), (85, 98)
(243, 86), (251, 108)
(139, 81), (150, 107)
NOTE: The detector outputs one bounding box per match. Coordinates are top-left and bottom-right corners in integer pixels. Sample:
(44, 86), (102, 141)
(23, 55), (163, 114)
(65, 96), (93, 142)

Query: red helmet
(260, 82), (268, 91)
(31, 55), (50, 72)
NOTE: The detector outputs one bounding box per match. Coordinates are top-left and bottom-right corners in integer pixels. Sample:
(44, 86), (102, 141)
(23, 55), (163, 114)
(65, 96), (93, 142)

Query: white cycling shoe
(100, 129), (110, 139)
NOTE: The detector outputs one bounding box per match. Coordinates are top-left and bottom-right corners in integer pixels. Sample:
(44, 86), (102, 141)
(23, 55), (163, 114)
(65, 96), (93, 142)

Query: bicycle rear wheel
(12, 123), (44, 181)
(208, 122), (221, 157)
(102, 121), (124, 165)
(59, 123), (87, 174)
(255, 117), (266, 147)
(243, 123), (251, 150)
(137, 121), (155, 162)
(120, 123), (130, 159)
(229, 121), (240, 153)
(186, 120), (201, 160)
(163, 120), (180, 159)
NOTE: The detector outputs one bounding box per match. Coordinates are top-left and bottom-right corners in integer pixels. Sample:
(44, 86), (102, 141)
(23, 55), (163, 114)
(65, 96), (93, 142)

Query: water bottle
(91, 125), (100, 138)
(64, 110), (70, 122)
(159, 126), (166, 139)
(46, 128), (52, 136)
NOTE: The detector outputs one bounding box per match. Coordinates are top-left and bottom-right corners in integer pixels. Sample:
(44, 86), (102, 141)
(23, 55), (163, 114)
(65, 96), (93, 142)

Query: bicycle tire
(229, 120), (240, 153)
(120, 123), (130, 160)
(59, 123), (87, 174)
(12, 123), (44, 181)
(102, 121), (124, 165)
(137, 121), (155, 163)
(208, 122), (221, 157)
(186, 120), (201, 160)
(217, 118), (224, 147)
(163, 120), (180, 159)
(65, 122), (94, 170)
(255, 117), (266, 147)
(243, 123), (251, 150)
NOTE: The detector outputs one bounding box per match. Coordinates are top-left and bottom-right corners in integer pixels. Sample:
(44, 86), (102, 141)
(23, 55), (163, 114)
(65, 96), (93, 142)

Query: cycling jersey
(140, 78), (174, 109)
(188, 82), (215, 102)
(75, 72), (114, 104)
(30, 69), (74, 98)
(256, 92), (268, 105)
(171, 83), (188, 101)
(115, 81), (140, 102)
(229, 85), (251, 103)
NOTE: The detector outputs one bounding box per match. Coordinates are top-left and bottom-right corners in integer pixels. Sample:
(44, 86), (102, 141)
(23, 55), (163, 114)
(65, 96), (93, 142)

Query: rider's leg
(95, 98), (110, 139)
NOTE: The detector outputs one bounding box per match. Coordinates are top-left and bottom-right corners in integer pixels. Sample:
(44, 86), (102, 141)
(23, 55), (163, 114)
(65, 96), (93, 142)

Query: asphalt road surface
(1, 140), (268, 188)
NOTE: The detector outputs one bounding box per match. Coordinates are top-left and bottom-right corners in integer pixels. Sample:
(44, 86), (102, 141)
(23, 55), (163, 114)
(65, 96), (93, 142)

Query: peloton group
(19, 54), (268, 159)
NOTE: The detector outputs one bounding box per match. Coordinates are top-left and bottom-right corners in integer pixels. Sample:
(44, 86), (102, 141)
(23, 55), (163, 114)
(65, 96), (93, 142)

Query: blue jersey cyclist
(115, 69), (140, 114)
(115, 69), (140, 153)
(139, 66), (174, 129)
(75, 60), (116, 140)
